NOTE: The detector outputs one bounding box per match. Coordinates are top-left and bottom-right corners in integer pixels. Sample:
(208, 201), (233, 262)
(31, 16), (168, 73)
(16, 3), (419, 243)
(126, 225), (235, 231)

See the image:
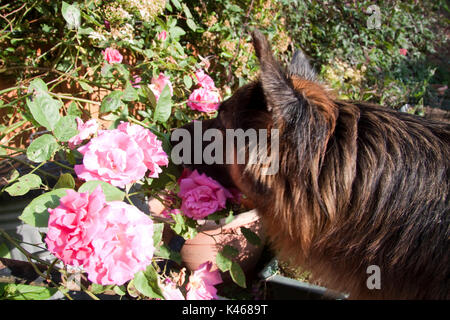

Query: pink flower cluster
(187, 70), (221, 113)
(161, 262), (222, 300)
(45, 187), (155, 285)
(75, 122), (168, 188)
(178, 169), (234, 220)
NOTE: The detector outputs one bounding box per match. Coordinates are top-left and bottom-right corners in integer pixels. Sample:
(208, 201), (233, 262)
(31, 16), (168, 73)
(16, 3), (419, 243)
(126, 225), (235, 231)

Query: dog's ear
(251, 29), (302, 116)
(288, 50), (317, 81)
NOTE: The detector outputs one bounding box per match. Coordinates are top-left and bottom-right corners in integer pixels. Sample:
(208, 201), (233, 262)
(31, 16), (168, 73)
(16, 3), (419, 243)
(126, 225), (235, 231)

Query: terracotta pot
(148, 198), (264, 279)
(180, 209), (264, 274)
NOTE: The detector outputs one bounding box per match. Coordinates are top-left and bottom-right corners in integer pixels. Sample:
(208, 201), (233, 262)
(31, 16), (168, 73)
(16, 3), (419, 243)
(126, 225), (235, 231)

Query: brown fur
(173, 31), (449, 299)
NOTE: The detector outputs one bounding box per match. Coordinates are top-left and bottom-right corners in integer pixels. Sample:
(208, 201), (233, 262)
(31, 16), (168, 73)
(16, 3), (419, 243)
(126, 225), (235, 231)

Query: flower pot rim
(150, 208), (260, 232)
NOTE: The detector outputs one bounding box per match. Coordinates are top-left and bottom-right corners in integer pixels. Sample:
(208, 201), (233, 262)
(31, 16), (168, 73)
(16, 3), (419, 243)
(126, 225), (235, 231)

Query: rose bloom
(117, 122), (169, 178)
(157, 30), (167, 41)
(84, 201), (155, 285)
(149, 73), (173, 101)
(68, 118), (98, 149)
(399, 48), (408, 56)
(186, 262), (222, 300)
(46, 187), (155, 286)
(187, 87), (221, 113)
(45, 186), (106, 267)
(75, 123), (168, 188)
(178, 169), (232, 220)
(194, 69), (216, 89)
(102, 47), (123, 64)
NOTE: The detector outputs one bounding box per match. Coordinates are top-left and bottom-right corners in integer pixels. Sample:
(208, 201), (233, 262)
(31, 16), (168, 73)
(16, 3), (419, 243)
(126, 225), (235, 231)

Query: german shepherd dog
(173, 30), (449, 299)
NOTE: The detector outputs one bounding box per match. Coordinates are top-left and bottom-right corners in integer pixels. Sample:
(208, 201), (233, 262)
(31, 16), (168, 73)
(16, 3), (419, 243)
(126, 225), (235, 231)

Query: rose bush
(0, 1), (258, 300)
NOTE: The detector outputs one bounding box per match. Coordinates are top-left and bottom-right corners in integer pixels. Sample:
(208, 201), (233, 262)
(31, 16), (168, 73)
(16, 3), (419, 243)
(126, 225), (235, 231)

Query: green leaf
(61, 1), (81, 29)
(18, 174), (42, 189)
(100, 91), (123, 113)
(240, 227), (261, 246)
(28, 79), (48, 96)
(78, 180), (125, 201)
(19, 188), (70, 227)
(27, 95), (62, 131)
(67, 102), (82, 117)
(171, 0), (182, 10)
(222, 245), (239, 258)
(122, 83), (139, 102)
(216, 252), (232, 272)
(186, 19), (197, 31)
(170, 213), (198, 239)
(5, 182), (30, 196)
(133, 265), (164, 299)
(153, 85), (172, 123)
(5, 173), (42, 196)
(1, 284), (58, 300)
(113, 285), (126, 296)
(141, 85), (157, 108)
(53, 115), (78, 142)
(101, 63), (113, 78)
(78, 27), (94, 35)
(0, 242), (11, 259)
(183, 75), (192, 89)
(79, 81), (94, 93)
(90, 283), (108, 294)
(169, 26), (186, 39)
(152, 223), (164, 247)
(155, 245), (182, 265)
(113, 63), (130, 80)
(182, 3), (193, 19)
(230, 262), (246, 288)
(54, 173), (75, 189)
(26, 134), (59, 163)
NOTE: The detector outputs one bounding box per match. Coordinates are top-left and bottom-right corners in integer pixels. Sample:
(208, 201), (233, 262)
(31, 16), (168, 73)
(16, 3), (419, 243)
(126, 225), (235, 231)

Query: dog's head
(171, 30), (337, 203)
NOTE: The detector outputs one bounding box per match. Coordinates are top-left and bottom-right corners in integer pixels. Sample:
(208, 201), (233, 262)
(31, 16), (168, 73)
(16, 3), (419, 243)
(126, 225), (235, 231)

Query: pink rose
(194, 69), (216, 89)
(161, 279), (185, 300)
(75, 129), (147, 188)
(46, 187), (155, 286)
(157, 30), (167, 41)
(68, 118), (98, 149)
(74, 122), (168, 188)
(186, 261), (222, 300)
(84, 201), (155, 285)
(149, 73), (173, 101)
(117, 122), (169, 178)
(102, 47), (123, 64)
(45, 186), (107, 267)
(178, 169), (232, 220)
(399, 48), (408, 56)
(187, 87), (221, 113)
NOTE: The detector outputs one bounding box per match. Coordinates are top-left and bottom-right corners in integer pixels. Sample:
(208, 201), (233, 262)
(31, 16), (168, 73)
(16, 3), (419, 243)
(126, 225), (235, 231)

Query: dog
(172, 30), (449, 299)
